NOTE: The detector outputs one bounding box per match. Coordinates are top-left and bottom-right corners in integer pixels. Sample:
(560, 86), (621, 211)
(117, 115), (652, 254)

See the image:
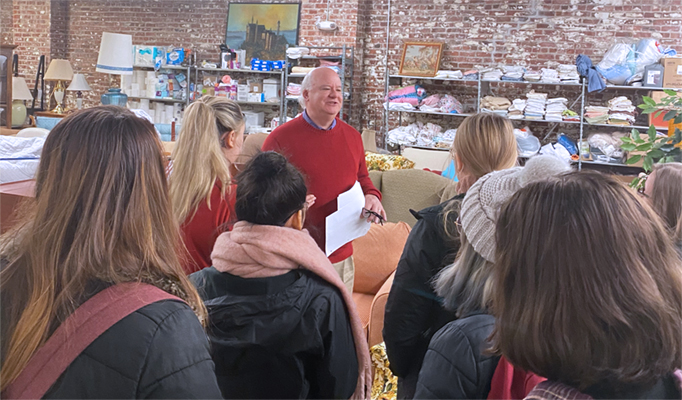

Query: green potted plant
(620, 89), (682, 188)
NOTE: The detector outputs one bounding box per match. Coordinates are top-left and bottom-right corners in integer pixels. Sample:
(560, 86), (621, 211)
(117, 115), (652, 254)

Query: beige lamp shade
(44, 59), (74, 81)
(96, 32), (133, 75)
(67, 74), (92, 91)
(12, 77), (34, 100)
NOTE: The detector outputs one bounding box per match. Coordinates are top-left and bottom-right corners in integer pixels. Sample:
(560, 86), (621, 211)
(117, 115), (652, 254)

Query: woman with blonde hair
(384, 112), (518, 399)
(169, 96), (245, 274)
(643, 162), (682, 250)
(415, 156), (569, 399)
(492, 171), (682, 399)
(0, 106), (221, 398)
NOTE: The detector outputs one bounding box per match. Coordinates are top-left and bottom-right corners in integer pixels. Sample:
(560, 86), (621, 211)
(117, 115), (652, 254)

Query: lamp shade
(67, 74), (92, 91)
(96, 32), (133, 75)
(44, 59), (74, 81)
(12, 77), (33, 100)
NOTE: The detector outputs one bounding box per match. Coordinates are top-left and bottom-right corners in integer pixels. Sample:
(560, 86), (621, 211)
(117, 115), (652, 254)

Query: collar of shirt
(302, 109), (337, 130)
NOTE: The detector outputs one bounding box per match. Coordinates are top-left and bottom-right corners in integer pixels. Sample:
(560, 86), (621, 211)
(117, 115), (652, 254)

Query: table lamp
(96, 32), (133, 106)
(44, 59), (74, 114)
(67, 73), (92, 110)
(11, 77), (34, 127)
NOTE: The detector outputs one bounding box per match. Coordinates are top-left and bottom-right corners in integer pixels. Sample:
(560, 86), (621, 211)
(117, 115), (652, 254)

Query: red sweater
(180, 180), (236, 274)
(262, 116), (381, 263)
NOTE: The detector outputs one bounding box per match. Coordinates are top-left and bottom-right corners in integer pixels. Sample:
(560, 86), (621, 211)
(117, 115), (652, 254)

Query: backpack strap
(3, 282), (183, 399)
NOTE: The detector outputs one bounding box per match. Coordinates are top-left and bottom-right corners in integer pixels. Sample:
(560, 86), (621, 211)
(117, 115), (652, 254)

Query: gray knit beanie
(460, 155), (571, 263)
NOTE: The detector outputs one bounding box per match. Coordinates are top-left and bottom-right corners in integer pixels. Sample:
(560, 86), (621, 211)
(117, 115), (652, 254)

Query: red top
(180, 180), (236, 274)
(262, 116), (381, 263)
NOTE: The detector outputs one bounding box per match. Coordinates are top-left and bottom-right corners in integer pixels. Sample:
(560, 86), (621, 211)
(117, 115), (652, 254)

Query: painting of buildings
(225, 3), (300, 63)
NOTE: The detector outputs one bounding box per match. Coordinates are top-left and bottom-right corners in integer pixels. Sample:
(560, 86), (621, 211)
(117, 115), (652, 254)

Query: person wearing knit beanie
(460, 155), (572, 263)
(415, 155), (571, 400)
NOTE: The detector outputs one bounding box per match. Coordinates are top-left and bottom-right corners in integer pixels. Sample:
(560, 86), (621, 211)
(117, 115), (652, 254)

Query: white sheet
(0, 136), (45, 184)
(325, 181), (371, 256)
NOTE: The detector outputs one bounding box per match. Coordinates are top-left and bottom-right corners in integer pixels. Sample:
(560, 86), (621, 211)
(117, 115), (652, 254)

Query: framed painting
(225, 2), (301, 63)
(398, 42), (444, 77)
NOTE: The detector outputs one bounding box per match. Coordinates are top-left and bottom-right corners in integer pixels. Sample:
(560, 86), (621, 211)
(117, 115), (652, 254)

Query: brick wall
(1, 0), (13, 44)
(7, 0), (682, 138)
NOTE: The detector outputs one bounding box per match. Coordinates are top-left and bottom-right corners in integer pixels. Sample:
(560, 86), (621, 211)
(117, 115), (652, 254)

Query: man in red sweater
(262, 67), (385, 292)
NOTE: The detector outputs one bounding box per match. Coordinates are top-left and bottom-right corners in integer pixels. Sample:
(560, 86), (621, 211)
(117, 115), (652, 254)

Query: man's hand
(363, 194), (386, 224)
(305, 194), (316, 208)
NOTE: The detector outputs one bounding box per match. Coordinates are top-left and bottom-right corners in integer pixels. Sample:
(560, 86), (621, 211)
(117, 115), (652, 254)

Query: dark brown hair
(492, 171), (682, 395)
(0, 106), (206, 389)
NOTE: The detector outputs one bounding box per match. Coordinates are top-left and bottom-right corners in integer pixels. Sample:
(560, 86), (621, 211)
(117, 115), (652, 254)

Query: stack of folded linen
(545, 98), (568, 122)
(463, 70), (479, 80)
(524, 70), (541, 82)
(481, 68), (503, 81)
(287, 83), (301, 96)
(562, 109), (581, 122)
(525, 90), (547, 120)
(481, 96), (511, 116)
(540, 68), (561, 83)
(435, 70), (464, 79)
(508, 99), (526, 119)
(607, 96), (636, 126)
(502, 66), (525, 81)
(558, 64), (580, 84)
(584, 106), (610, 125)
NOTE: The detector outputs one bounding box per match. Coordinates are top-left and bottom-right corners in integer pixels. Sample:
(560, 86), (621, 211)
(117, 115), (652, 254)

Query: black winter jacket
(42, 298), (222, 398)
(191, 267), (358, 399)
(415, 313), (499, 399)
(383, 195), (464, 383)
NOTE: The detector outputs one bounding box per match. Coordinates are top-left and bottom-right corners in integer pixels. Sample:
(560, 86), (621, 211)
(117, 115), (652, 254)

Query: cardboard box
(249, 82), (263, 93)
(662, 57), (682, 88)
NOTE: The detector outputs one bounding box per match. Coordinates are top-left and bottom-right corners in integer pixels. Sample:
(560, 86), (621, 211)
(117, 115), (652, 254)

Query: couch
(369, 168), (456, 227)
(352, 221), (411, 347)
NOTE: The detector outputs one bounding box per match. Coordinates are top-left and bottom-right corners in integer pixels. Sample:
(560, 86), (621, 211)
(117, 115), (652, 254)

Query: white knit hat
(460, 156), (571, 263)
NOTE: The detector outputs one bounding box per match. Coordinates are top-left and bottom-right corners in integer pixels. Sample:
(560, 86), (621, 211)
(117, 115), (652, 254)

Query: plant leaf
(621, 136), (632, 143)
(626, 155), (641, 164)
(663, 110), (677, 122)
(643, 96), (656, 107)
(643, 155), (654, 172)
(665, 156), (676, 163)
(632, 129), (642, 142)
(629, 176), (641, 189)
(649, 149), (665, 159)
(636, 143), (653, 151)
(664, 89), (677, 96)
(620, 143), (637, 151)
(648, 125), (657, 141)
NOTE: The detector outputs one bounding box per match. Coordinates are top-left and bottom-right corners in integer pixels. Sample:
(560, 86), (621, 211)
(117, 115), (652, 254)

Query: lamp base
(11, 100), (27, 128)
(101, 88), (128, 107)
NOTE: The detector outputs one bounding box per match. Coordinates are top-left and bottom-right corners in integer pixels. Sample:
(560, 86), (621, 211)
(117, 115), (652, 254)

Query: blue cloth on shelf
(576, 54), (605, 93)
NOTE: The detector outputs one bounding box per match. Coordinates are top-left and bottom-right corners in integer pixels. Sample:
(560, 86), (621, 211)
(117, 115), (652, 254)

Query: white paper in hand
(325, 181), (371, 256)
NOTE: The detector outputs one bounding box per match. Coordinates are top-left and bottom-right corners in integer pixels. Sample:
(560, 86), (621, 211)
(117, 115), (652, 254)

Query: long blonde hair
(649, 162), (682, 245)
(443, 113), (518, 237)
(169, 96), (244, 223)
(0, 106), (206, 390)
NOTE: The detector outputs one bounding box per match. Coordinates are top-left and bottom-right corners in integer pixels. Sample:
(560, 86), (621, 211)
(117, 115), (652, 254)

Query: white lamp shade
(12, 77), (34, 100)
(96, 32), (133, 75)
(67, 74), (92, 91)
(44, 59), (74, 81)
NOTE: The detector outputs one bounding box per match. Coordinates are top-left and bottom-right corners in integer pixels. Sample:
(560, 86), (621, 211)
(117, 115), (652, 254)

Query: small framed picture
(398, 42), (444, 77)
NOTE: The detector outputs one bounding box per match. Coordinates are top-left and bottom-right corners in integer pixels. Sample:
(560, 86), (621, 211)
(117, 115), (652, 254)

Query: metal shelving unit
(284, 45), (355, 123)
(193, 66), (287, 124)
(384, 75), (676, 172)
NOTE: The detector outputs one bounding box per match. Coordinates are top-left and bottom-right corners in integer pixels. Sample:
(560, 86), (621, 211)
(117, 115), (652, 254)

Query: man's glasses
(362, 208), (384, 225)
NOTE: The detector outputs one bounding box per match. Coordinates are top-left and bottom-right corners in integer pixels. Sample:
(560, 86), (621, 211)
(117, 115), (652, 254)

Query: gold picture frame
(398, 42), (444, 77)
